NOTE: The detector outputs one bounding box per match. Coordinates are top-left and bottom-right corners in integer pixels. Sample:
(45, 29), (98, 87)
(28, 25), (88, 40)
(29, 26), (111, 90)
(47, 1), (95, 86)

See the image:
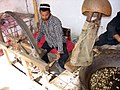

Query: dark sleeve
(106, 14), (120, 40)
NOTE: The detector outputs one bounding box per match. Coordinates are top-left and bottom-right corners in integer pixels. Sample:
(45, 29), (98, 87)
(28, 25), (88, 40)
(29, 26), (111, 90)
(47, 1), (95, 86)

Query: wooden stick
(86, 12), (94, 22)
(97, 13), (102, 20)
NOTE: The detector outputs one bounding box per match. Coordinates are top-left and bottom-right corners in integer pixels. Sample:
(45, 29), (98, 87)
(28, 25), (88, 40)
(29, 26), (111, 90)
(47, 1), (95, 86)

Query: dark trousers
(41, 42), (69, 69)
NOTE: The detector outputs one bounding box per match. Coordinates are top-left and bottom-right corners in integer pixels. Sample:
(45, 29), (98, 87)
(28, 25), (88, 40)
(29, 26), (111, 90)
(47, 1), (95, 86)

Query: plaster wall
(0, 0), (120, 36)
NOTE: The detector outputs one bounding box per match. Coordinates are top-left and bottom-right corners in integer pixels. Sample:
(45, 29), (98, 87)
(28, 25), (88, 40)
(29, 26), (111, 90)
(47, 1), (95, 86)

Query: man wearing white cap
(36, 4), (68, 70)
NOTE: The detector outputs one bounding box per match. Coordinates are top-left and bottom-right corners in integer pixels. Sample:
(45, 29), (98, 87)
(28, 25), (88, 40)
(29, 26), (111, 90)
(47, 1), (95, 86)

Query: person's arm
(54, 19), (64, 61)
(36, 29), (44, 42)
(106, 13), (120, 40)
(106, 24), (117, 40)
(54, 20), (64, 54)
(113, 34), (120, 42)
(36, 20), (44, 42)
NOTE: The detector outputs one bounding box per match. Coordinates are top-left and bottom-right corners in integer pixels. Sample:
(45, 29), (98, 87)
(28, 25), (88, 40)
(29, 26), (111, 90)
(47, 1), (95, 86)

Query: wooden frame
(0, 41), (47, 79)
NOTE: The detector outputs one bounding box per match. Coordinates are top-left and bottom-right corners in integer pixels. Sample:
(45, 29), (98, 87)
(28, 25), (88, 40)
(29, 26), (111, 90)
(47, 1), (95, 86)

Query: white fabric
(40, 6), (50, 9)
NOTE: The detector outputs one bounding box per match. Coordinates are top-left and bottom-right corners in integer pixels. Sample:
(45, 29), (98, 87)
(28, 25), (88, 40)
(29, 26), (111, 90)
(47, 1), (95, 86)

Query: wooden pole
(33, 0), (39, 31)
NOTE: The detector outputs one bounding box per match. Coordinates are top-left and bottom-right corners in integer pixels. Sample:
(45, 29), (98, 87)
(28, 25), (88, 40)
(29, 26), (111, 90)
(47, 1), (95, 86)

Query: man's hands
(113, 34), (120, 42)
(55, 52), (61, 61)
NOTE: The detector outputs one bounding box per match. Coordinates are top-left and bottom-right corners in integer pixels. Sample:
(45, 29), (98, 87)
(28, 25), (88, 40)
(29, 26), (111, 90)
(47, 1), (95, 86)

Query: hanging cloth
(70, 20), (100, 66)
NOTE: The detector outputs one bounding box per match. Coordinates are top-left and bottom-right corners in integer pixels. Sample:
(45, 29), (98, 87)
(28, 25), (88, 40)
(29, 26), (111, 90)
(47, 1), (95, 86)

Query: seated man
(36, 4), (69, 69)
(95, 11), (120, 46)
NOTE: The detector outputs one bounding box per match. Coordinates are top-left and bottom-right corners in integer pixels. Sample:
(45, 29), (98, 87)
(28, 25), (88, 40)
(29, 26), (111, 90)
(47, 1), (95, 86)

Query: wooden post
(33, 0), (39, 31)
